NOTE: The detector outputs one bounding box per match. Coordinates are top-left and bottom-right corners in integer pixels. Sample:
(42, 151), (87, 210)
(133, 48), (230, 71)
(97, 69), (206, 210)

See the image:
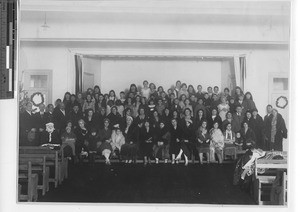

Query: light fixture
(41, 12), (50, 31)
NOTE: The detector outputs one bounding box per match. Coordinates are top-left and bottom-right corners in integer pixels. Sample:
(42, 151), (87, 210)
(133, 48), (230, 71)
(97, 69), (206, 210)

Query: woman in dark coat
(195, 120), (211, 164)
(74, 119), (89, 157)
(86, 128), (101, 164)
(194, 109), (206, 131)
(207, 108), (222, 131)
(84, 108), (98, 131)
(139, 120), (155, 166)
(98, 119), (113, 165)
(150, 110), (161, 132)
(63, 92), (72, 115)
(243, 92), (257, 112)
(169, 118), (183, 164)
(121, 116), (139, 163)
(153, 121), (171, 164)
(175, 119), (195, 166)
(222, 111), (234, 132)
(133, 107), (148, 128)
(265, 109), (287, 151)
(240, 121), (256, 146)
(161, 108), (172, 130)
(106, 106), (122, 128)
(251, 109), (265, 149)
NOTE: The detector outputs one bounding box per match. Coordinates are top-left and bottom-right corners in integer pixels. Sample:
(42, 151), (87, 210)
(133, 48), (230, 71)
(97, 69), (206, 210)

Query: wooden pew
(19, 155), (50, 195)
(19, 146), (68, 186)
(18, 161), (38, 202)
(19, 153), (59, 188)
(18, 184), (22, 201)
(253, 153), (287, 205)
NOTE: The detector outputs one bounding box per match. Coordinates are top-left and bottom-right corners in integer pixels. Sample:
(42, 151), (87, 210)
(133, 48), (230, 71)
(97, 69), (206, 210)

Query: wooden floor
(37, 162), (256, 204)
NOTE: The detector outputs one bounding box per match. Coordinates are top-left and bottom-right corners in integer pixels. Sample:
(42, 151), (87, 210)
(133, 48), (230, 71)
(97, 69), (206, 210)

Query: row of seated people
(20, 102), (287, 166)
(22, 115), (254, 166)
(20, 102), (286, 152)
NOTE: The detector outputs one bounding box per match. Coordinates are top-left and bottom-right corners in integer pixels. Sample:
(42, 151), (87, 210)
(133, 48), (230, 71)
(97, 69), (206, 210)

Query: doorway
(23, 69), (52, 112)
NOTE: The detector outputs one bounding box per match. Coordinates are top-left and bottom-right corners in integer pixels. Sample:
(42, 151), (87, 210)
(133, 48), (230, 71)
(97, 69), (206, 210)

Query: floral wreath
(276, 96), (288, 109)
(30, 92), (45, 107)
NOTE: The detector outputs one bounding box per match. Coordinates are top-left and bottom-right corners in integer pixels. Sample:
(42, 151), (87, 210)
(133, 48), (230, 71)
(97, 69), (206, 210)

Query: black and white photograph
(1, 0), (299, 211)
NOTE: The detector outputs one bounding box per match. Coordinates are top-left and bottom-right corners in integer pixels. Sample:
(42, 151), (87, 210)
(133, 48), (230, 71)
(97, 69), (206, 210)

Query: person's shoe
(171, 160), (175, 164)
(155, 158), (159, 164)
(164, 159), (168, 164)
(184, 161), (188, 166)
(128, 159), (132, 164)
(176, 160), (179, 164)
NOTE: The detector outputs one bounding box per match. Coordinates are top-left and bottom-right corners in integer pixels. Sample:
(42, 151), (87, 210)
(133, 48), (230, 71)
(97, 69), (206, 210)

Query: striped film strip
(0, 0), (16, 99)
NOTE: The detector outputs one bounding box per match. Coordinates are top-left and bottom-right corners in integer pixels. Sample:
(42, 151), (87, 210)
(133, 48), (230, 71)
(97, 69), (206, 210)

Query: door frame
(22, 69), (53, 105)
(268, 72), (289, 104)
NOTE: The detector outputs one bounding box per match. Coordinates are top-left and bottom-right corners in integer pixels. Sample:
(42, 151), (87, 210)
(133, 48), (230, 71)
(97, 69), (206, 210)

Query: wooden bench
(18, 161), (39, 202)
(223, 144), (237, 160)
(19, 146), (69, 186)
(19, 155), (50, 195)
(253, 155), (287, 205)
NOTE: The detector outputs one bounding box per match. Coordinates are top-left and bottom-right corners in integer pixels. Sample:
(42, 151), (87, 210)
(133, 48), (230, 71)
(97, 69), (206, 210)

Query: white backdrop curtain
(234, 55), (246, 91)
(75, 54), (83, 93)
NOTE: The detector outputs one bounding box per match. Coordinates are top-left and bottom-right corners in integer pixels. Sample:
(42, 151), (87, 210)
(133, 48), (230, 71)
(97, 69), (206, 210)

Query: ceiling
(20, 0), (290, 16)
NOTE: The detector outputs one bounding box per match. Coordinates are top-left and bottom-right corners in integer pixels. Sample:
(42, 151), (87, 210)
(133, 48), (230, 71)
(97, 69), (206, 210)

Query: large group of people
(19, 80), (288, 166)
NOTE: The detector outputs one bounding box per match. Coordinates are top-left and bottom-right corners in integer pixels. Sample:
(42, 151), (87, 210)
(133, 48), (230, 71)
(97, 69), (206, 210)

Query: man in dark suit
(53, 102), (67, 135)
(34, 103), (48, 144)
(19, 102), (38, 146)
(68, 103), (83, 129)
(232, 105), (244, 133)
(34, 103), (47, 131)
(45, 104), (55, 123)
(263, 105), (273, 125)
(263, 105), (273, 148)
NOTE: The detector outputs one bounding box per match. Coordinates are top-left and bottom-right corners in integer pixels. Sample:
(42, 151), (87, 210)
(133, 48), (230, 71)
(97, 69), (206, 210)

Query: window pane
(273, 78), (288, 91)
(30, 75), (48, 88)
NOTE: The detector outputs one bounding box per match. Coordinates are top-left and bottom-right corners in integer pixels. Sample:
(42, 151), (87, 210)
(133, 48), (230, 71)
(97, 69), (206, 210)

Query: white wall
(94, 59), (221, 95)
(19, 42), (289, 117)
(20, 11), (289, 43)
(19, 1), (290, 114)
(19, 43), (75, 102)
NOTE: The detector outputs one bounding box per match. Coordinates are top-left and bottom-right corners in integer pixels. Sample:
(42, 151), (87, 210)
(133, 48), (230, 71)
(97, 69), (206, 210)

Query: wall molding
(20, 38), (289, 46)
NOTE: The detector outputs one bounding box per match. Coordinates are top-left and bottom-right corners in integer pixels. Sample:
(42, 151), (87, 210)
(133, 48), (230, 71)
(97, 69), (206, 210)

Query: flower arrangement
(19, 82), (30, 112)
